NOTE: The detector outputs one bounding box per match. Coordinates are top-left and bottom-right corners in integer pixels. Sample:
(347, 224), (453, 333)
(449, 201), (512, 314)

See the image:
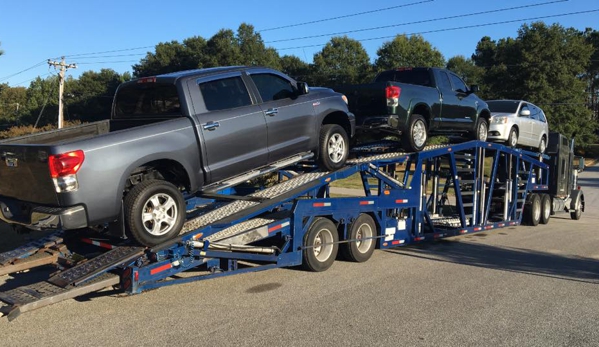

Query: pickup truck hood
(0, 145), (57, 205)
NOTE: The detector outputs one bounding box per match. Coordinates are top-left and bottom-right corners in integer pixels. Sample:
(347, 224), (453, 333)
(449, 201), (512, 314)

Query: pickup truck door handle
(265, 108), (278, 116)
(202, 121), (220, 131)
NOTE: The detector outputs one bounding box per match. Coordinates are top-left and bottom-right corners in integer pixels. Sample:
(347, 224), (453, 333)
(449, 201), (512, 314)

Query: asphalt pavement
(0, 165), (598, 347)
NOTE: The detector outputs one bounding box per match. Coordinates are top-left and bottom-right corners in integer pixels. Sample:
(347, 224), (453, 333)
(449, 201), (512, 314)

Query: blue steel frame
(124, 141), (549, 294)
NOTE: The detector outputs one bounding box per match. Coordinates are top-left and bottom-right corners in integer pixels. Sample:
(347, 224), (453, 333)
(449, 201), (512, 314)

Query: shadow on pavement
(384, 240), (599, 284)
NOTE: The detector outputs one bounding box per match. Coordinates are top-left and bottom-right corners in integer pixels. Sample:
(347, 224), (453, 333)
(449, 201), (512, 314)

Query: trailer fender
(569, 189), (584, 212)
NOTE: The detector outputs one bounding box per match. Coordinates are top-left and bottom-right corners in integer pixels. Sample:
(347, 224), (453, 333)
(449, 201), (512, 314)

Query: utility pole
(47, 57), (76, 129)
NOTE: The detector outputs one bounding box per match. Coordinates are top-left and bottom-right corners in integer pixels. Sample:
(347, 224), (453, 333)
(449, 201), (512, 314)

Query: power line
(61, 45), (154, 59)
(277, 8), (599, 51)
(12, 73), (54, 87)
(258, 0), (435, 32)
(76, 60), (140, 65)
(0, 60), (47, 83)
(266, 0), (568, 43)
(73, 53), (146, 60)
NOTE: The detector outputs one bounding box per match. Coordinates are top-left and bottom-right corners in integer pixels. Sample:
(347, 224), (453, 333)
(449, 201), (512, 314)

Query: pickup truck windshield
(374, 69), (432, 87)
(114, 83), (181, 118)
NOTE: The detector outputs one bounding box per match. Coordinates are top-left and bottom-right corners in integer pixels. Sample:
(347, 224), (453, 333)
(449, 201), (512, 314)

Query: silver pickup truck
(0, 66), (355, 246)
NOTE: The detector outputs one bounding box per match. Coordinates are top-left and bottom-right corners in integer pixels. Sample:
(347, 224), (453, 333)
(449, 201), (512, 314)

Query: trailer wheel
(341, 214), (376, 263)
(570, 199), (582, 220)
(302, 218), (339, 272)
(317, 124), (349, 171)
(124, 180), (186, 247)
(540, 194), (551, 224)
(401, 114), (428, 152)
(525, 193), (541, 226)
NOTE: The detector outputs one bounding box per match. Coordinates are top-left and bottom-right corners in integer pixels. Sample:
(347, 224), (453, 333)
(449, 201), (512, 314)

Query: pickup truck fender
(112, 153), (199, 221)
(405, 99), (433, 130)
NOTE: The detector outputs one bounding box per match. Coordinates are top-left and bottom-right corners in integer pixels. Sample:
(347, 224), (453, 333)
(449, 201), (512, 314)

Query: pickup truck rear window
(114, 83), (181, 118)
(375, 70), (432, 87)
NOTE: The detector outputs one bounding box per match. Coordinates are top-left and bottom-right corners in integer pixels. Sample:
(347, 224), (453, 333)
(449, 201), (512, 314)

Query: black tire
(471, 117), (489, 142)
(524, 193), (541, 226)
(538, 136), (547, 153)
(540, 194), (551, 224)
(570, 199), (582, 220)
(506, 127), (518, 148)
(401, 114), (428, 152)
(302, 218), (339, 272)
(317, 124), (349, 171)
(124, 180), (186, 247)
(340, 214), (377, 263)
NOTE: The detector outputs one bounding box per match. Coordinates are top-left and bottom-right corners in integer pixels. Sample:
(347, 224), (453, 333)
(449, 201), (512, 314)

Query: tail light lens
(386, 86), (401, 107)
(49, 150), (85, 178)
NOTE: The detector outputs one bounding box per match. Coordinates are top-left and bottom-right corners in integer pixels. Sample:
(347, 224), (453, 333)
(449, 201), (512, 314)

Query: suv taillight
(386, 85), (401, 107)
(48, 150), (85, 193)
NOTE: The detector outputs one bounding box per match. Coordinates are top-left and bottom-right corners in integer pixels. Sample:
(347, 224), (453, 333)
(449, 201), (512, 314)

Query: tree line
(0, 22), (598, 145)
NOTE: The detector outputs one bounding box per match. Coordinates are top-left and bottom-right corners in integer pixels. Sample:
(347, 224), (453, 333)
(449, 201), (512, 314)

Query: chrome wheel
(313, 228), (335, 262)
(354, 222), (374, 254)
(509, 129), (518, 147)
(539, 137), (546, 153)
(478, 120), (488, 142)
(412, 119), (427, 148)
(142, 193), (178, 236)
(327, 133), (346, 164)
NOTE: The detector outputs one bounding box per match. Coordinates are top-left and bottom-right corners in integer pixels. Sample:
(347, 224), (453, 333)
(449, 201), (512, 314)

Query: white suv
(487, 100), (549, 153)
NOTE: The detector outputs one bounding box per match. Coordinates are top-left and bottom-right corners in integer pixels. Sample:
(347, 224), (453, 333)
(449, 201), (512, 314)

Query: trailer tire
(525, 193), (541, 226)
(340, 214), (376, 263)
(540, 194), (551, 224)
(317, 124), (349, 171)
(124, 180), (186, 247)
(302, 218), (339, 272)
(401, 114), (428, 152)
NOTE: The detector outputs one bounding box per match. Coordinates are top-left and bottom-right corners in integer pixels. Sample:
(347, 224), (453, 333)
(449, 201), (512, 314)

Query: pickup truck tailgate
(0, 145), (57, 205)
(335, 83), (388, 118)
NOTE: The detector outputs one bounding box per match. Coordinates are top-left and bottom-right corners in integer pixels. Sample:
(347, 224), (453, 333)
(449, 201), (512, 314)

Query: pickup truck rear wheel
(401, 114), (427, 152)
(124, 180), (186, 247)
(318, 124), (349, 171)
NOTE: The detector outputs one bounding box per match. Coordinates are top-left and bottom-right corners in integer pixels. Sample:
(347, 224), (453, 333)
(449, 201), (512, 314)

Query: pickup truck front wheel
(318, 124), (349, 171)
(124, 180), (186, 247)
(471, 118), (489, 142)
(402, 114), (428, 152)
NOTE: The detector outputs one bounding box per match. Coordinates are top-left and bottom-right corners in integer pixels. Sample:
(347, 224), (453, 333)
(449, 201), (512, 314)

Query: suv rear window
(114, 83), (181, 118)
(374, 69), (432, 87)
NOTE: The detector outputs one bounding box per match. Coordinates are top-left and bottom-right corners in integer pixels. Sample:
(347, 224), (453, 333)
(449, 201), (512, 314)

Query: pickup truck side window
(199, 76), (252, 111)
(250, 74), (296, 102)
(437, 71), (452, 90)
(449, 73), (468, 93)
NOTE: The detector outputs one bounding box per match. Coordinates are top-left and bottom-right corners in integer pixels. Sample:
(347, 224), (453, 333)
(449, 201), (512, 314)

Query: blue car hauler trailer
(0, 134), (585, 320)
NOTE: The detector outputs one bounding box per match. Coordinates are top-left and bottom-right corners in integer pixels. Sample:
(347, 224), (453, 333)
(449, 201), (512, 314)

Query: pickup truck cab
(0, 66), (354, 246)
(335, 67), (490, 152)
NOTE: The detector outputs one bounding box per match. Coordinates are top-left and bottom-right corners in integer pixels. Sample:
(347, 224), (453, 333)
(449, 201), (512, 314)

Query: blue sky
(0, 0), (597, 87)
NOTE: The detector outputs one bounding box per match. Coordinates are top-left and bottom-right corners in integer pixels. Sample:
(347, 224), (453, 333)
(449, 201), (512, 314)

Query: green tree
(280, 55), (310, 81)
(21, 76), (59, 127)
(312, 36), (372, 86)
(446, 55), (484, 86)
(0, 86), (27, 124)
(133, 37), (208, 77)
(236, 23), (281, 69)
(584, 28), (599, 123)
(0, 42), (4, 57)
(473, 22), (596, 145)
(375, 34), (445, 71)
(66, 69), (124, 122)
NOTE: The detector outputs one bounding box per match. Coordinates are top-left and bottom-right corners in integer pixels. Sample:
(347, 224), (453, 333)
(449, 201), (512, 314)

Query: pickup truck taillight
(48, 150), (85, 193)
(386, 85), (401, 107)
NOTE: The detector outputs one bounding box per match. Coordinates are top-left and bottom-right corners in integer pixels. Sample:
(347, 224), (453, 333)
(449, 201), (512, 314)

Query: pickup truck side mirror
(519, 109), (531, 117)
(297, 82), (309, 95)
(469, 85), (479, 93)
